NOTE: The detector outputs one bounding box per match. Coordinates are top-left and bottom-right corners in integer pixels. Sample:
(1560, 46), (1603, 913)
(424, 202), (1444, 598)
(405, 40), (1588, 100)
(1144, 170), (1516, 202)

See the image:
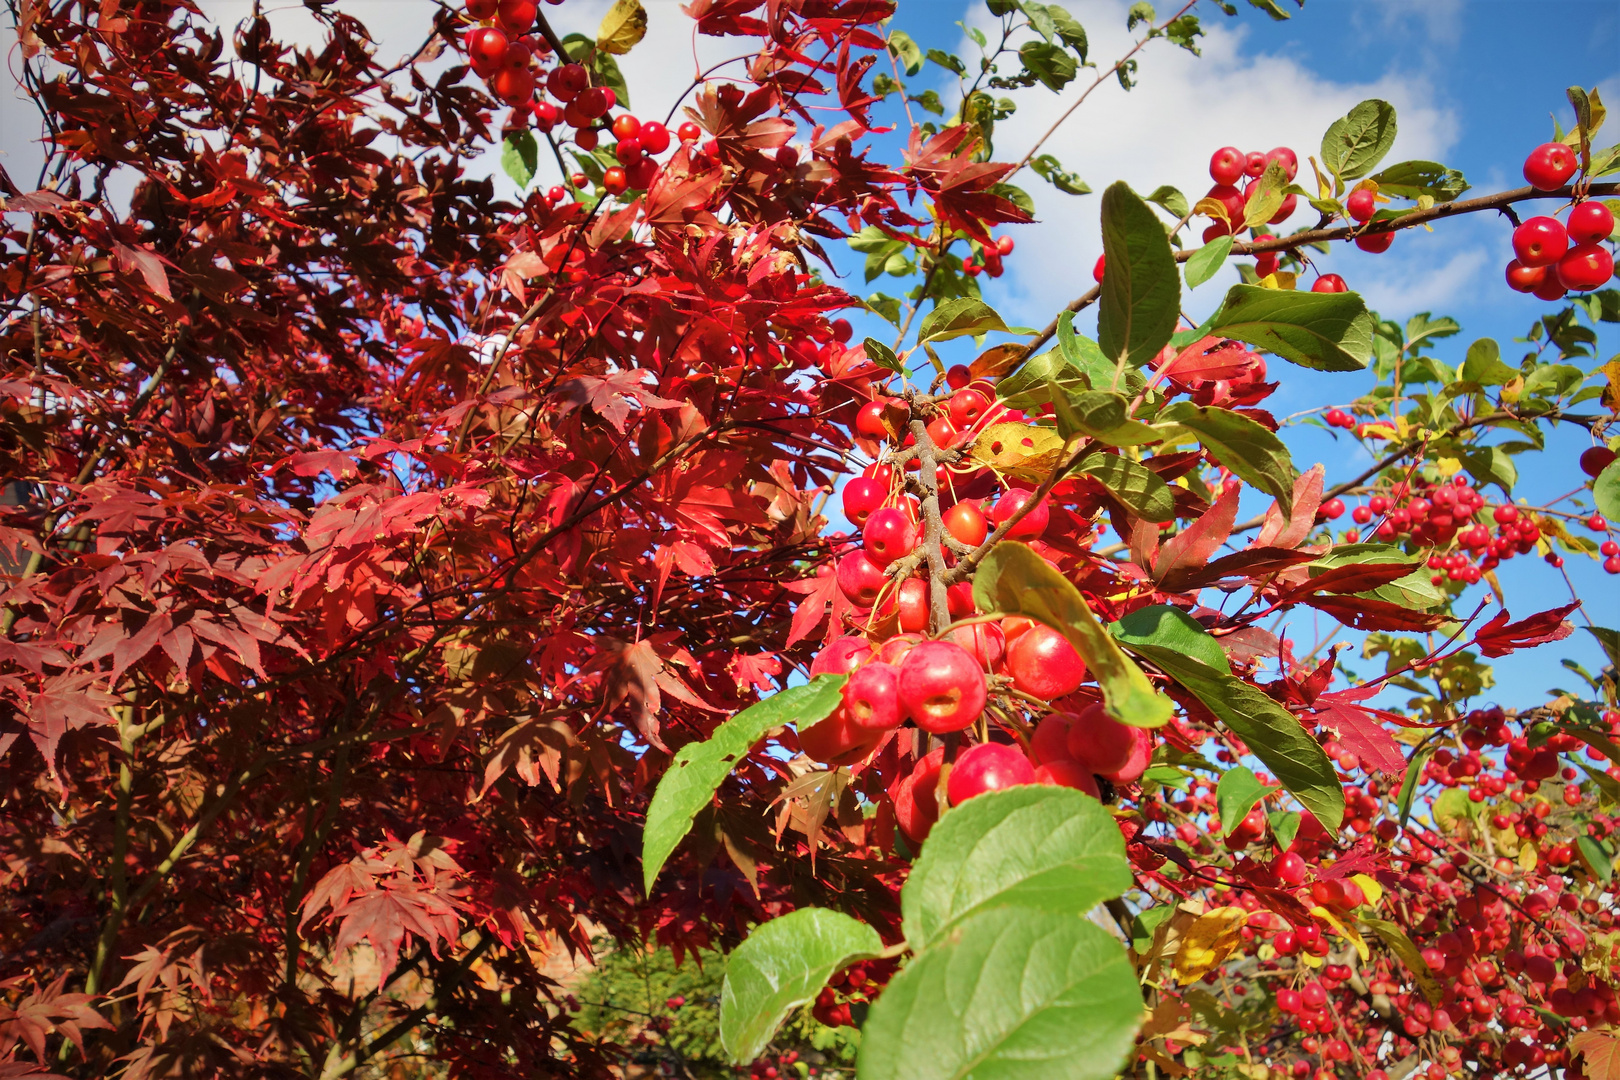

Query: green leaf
(720, 907), (882, 1064)
(1157, 402), (1298, 517)
(1587, 626), (1620, 670)
(1242, 161), (1290, 229)
(918, 297), (1009, 344)
(1059, 313), (1147, 394)
(927, 48), (967, 76)
(642, 677), (845, 893)
(1595, 460), (1620, 521)
(1046, 5), (1089, 58)
(1577, 837), (1616, 884)
(1121, 645), (1343, 832)
(1184, 235), (1234, 289)
(1108, 605), (1230, 673)
(857, 909), (1141, 1080)
(1145, 185), (1189, 219)
(1208, 284), (1375, 372)
(1131, 905), (1175, 952)
(902, 785), (1130, 948)
(1072, 452), (1174, 522)
(1097, 181), (1182, 368)
(1216, 766), (1274, 837)
(1268, 810), (1300, 851)
(1032, 153), (1090, 195)
(974, 542), (1173, 728)
(1245, 0), (1293, 20)
(888, 30), (924, 75)
(501, 131), (539, 189)
(1019, 40), (1078, 91)
(1370, 160), (1470, 202)
(864, 337), (905, 376)
(1458, 446), (1517, 495)
(1397, 745), (1433, 828)
(1459, 337), (1516, 385)
(1321, 99), (1398, 182)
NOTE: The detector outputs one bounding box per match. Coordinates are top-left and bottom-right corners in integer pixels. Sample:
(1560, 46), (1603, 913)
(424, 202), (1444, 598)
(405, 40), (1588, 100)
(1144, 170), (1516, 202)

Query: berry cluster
(1199, 145), (1300, 242)
(961, 234), (1015, 278)
(810, 960), (894, 1029)
(1505, 201), (1615, 300)
(463, 0), (558, 106)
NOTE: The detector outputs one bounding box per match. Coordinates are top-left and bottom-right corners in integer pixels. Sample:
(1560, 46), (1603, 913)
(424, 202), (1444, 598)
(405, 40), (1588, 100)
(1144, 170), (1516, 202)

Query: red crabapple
(1065, 703), (1136, 774)
(835, 551), (888, 606)
(862, 507), (916, 567)
(841, 662), (902, 733)
(1033, 759), (1101, 797)
(942, 501), (989, 547)
(947, 742), (1034, 804)
(990, 487), (1049, 538)
(1568, 200), (1615, 244)
(1346, 188), (1376, 223)
(810, 635), (873, 678)
(1511, 216), (1568, 267)
(1557, 243), (1614, 292)
(1355, 230), (1394, 254)
(1029, 713), (1074, 765)
(1522, 142), (1577, 190)
(798, 707), (878, 765)
(896, 578), (929, 634)
(897, 641), (987, 733)
(1311, 274), (1348, 293)
(1006, 624), (1086, 700)
(1504, 259), (1548, 293)
(841, 476), (885, 525)
(1209, 146), (1244, 186)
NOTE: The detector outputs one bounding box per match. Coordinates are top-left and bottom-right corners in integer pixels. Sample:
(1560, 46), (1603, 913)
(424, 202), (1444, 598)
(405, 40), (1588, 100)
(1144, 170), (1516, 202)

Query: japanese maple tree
(1, 1), (1619, 1079)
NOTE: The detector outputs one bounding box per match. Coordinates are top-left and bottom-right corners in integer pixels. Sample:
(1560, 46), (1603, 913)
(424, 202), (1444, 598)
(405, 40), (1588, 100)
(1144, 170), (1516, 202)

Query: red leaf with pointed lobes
(1154, 480), (1241, 580)
(1473, 601), (1580, 657)
(1255, 464), (1324, 550)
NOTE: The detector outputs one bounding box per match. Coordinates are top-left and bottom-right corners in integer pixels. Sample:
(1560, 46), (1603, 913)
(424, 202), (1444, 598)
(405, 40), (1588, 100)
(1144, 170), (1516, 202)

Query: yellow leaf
(1435, 456), (1462, 477)
(1520, 839), (1540, 872)
(1572, 1029), (1620, 1080)
(1258, 272), (1297, 291)
(1173, 907), (1247, 985)
(1360, 916), (1443, 1005)
(596, 0), (647, 54)
(1194, 196), (1231, 227)
(970, 422), (1069, 481)
(1352, 874), (1383, 908)
(1599, 359), (1620, 411)
(1311, 905), (1369, 962)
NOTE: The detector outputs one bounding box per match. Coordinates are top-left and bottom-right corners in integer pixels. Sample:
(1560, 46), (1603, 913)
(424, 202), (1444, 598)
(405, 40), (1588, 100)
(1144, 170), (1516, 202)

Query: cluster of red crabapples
(459, 0), (702, 199)
(809, 959), (896, 1030)
(1504, 142), (1616, 300)
(962, 234), (1015, 278)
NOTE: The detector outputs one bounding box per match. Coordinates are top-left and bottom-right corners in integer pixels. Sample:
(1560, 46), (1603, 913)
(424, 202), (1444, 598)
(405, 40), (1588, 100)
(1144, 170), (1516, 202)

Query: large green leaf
(1058, 311), (1147, 394)
(1108, 605), (1230, 673)
(1321, 99), (1397, 182)
(642, 677), (845, 893)
(1073, 452), (1174, 522)
(1595, 459), (1620, 521)
(973, 543), (1173, 728)
(1208, 284), (1375, 372)
(1097, 181), (1181, 368)
(1215, 765), (1274, 836)
(1370, 160), (1469, 202)
(1184, 234), (1233, 289)
(857, 909), (1141, 1080)
(1123, 645), (1343, 831)
(720, 907), (882, 1063)
(501, 131), (539, 189)
(919, 297), (1009, 344)
(1019, 40), (1078, 91)
(1459, 337), (1517, 386)
(901, 786), (1130, 949)
(1157, 401), (1298, 517)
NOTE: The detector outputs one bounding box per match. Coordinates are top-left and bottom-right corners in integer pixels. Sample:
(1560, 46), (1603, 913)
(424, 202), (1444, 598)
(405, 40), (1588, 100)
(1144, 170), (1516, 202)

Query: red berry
(1505, 259), (1548, 293)
(995, 235), (1015, 255)
(1523, 142), (1578, 190)
(569, 171), (587, 189)
(854, 399), (889, 439)
(945, 364), (971, 390)
(1264, 147), (1299, 180)
(547, 63), (588, 101)
(1602, 541), (1619, 556)
(830, 318), (854, 343)
(1209, 146), (1244, 186)
(611, 113), (640, 141)
(1244, 151), (1266, 178)
(841, 662), (902, 733)
(1032, 759), (1100, 797)
(1568, 199), (1616, 244)
(1276, 851), (1307, 886)
(948, 387), (992, 428)
(614, 137), (643, 165)
(1532, 273), (1567, 301)
(546, 185), (566, 204)
(1606, 556), (1620, 574)
(990, 487), (1049, 538)
(841, 477), (885, 527)
(500, 39), (531, 68)
(1512, 216), (1569, 267)
(1311, 273), (1348, 293)
(1092, 253), (1106, 282)
(862, 506), (917, 567)
(1322, 497), (1345, 519)
(1581, 446), (1617, 477)
(638, 121), (670, 155)
(809, 636), (874, 678)
(1029, 714), (1073, 765)
(798, 706), (878, 765)
(835, 551), (887, 606)
(466, 0), (498, 17)
(1355, 229), (1394, 254)
(1346, 188), (1376, 222)
(677, 121), (701, 142)
(946, 742), (1034, 805)
(489, 65), (534, 106)
(1065, 703), (1135, 774)
(1206, 183), (1245, 225)
(626, 156), (658, 189)
(1254, 251), (1279, 278)
(1007, 624), (1086, 700)
(1557, 243), (1614, 292)
(572, 126), (598, 151)
(1268, 192), (1298, 224)
(898, 641), (987, 733)
(1589, 515), (1608, 532)
(466, 25), (510, 67)
(496, 0), (536, 34)
(942, 501), (989, 547)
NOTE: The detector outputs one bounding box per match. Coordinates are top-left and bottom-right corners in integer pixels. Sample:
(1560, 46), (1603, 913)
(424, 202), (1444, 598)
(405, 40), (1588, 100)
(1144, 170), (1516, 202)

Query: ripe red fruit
(1268, 192), (1297, 225)
(496, 0), (536, 34)
(626, 156), (658, 190)
(501, 39), (531, 69)
(1276, 851), (1307, 886)
(466, 0), (498, 17)
(1065, 703), (1134, 774)
(1322, 497), (1345, 519)
(547, 62), (587, 101)
(1311, 274), (1348, 294)
(1254, 251), (1279, 278)
(896, 578), (929, 633)
(798, 707), (878, 765)
(1007, 624), (1086, 700)
(466, 26), (510, 67)
(1504, 259), (1548, 293)
(1568, 200), (1615, 244)
(1532, 273), (1568, 301)
(875, 633), (923, 667)
(990, 487), (1049, 538)
(1105, 724), (1153, 783)
(1354, 229), (1394, 254)
(897, 641), (987, 733)
(942, 501), (988, 547)
(925, 413), (961, 449)
(602, 165), (628, 195)
(842, 662), (902, 733)
(947, 621), (1002, 668)
(810, 635), (873, 678)
(1244, 151), (1266, 178)
(638, 121), (670, 155)
(1032, 759), (1100, 797)
(1523, 142), (1577, 190)
(948, 387), (992, 428)
(569, 171), (587, 189)
(895, 749), (946, 841)
(608, 114), (638, 141)
(575, 86), (612, 119)
(489, 66), (534, 106)
(614, 137), (643, 164)
(677, 121), (701, 142)
(1092, 254), (1106, 282)
(1511, 216), (1569, 267)
(1581, 446), (1617, 477)
(946, 742), (1034, 804)
(1346, 188), (1376, 223)
(1209, 146), (1244, 186)
(835, 551), (887, 606)
(1029, 713), (1073, 765)
(841, 476), (885, 525)
(995, 235), (1015, 255)
(945, 364), (971, 390)
(1264, 146), (1298, 180)
(1557, 243), (1614, 292)
(1206, 183), (1245, 226)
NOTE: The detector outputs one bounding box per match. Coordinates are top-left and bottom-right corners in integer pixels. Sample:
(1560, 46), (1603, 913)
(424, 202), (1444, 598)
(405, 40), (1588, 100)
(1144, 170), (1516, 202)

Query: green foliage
(1098, 181), (1182, 368)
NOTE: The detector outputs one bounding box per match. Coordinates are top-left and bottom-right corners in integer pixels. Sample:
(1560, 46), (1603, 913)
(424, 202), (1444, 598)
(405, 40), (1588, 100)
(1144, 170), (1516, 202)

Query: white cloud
(1343, 243), (1491, 317)
(949, 0), (1459, 331)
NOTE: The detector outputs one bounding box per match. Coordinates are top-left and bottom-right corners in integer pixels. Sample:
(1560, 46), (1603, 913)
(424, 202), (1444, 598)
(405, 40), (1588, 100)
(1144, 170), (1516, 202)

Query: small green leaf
(1370, 160), (1470, 202)
(1587, 626), (1620, 670)
(1131, 905), (1175, 952)
(1242, 162), (1290, 228)
(857, 909), (1141, 1080)
(1157, 402), (1298, 517)
(902, 785), (1130, 948)
(1459, 338), (1516, 385)
(1122, 645), (1343, 832)
(642, 677), (845, 893)
(1268, 810), (1300, 851)
(1321, 99), (1398, 182)
(720, 907), (882, 1063)
(888, 30), (923, 75)
(1098, 181), (1182, 368)
(1216, 765), (1275, 836)
(1397, 745), (1432, 828)
(1145, 185), (1189, 219)
(1458, 446), (1517, 495)
(1073, 452), (1175, 522)
(864, 337), (905, 375)
(501, 131), (539, 189)
(1108, 605), (1230, 673)
(1184, 235), (1234, 289)
(974, 543), (1173, 728)
(918, 297), (1009, 344)
(1019, 40), (1078, 91)
(1032, 153), (1090, 195)
(1208, 284), (1375, 372)
(1577, 837), (1616, 884)
(1594, 460), (1620, 521)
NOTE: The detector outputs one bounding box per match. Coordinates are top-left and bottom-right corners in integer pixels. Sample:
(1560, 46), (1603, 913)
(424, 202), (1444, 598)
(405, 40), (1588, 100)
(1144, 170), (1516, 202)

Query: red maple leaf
(902, 125), (1032, 244)
(1473, 601), (1580, 657)
(1306, 686), (1408, 775)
